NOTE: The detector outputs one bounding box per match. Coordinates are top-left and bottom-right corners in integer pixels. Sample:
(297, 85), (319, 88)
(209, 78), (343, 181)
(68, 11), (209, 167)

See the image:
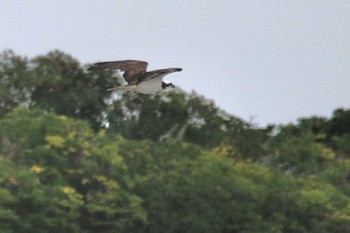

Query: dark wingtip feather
(86, 63), (97, 71)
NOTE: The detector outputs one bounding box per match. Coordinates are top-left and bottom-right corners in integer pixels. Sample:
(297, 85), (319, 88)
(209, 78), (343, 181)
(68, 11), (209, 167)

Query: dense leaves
(1, 50), (350, 232)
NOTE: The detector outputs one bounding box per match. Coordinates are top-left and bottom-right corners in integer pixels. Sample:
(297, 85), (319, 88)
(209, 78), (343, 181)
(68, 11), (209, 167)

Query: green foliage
(0, 50), (119, 130)
(331, 134), (350, 158)
(327, 108), (350, 136)
(0, 50), (30, 117)
(1, 50), (350, 232)
(273, 133), (335, 174)
(0, 108), (147, 232)
(0, 157), (83, 233)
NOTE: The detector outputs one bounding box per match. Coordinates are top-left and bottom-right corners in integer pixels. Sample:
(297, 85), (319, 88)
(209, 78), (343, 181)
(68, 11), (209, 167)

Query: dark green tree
(0, 50), (30, 117)
(327, 108), (350, 137)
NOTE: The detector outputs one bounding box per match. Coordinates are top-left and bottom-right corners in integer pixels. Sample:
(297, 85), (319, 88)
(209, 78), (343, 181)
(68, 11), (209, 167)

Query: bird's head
(160, 68), (181, 90)
(162, 80), (176, 89)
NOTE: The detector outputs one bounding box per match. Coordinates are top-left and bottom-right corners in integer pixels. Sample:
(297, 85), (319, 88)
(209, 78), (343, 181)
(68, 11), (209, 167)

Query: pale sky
(1, 0), (350, 126)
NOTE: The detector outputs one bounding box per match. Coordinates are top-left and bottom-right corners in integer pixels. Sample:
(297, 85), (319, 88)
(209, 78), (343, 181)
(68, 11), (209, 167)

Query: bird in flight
(88, 60), (182, 95)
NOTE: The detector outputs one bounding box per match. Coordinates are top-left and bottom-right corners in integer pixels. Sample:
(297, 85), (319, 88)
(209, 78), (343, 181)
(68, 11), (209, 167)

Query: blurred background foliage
(0, 50), (350, 232)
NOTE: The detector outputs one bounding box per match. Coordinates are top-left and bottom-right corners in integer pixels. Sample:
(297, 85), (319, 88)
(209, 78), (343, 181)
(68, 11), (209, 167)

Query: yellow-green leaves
(46, 135), (65, 148)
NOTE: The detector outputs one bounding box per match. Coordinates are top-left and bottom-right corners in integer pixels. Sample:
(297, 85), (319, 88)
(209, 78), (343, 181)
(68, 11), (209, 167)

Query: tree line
(0, 50), (350, 232)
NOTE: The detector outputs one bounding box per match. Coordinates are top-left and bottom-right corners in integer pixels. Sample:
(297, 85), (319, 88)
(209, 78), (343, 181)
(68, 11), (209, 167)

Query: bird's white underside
(114, 69), (127, 85)
(136, 76), (164, 94)
(110, 75), (165, 95)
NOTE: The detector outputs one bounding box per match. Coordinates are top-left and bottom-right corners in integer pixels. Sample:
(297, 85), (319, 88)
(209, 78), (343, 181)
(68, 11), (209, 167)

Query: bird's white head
(162, 80), (175, 89)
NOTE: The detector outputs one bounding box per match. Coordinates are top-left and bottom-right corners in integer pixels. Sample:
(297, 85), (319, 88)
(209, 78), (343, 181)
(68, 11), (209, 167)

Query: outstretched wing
(138, 68), (182, 83)
(88, 60), (148, 85)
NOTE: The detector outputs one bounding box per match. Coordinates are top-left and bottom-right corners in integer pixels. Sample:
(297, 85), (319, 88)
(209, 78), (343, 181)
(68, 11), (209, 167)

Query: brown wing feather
(88, 60), (148, 84)
(138, 68), (182, 82)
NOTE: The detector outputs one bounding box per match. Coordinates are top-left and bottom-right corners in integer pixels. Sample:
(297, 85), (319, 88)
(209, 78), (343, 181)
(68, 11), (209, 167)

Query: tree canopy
(0, 50), (350, 232)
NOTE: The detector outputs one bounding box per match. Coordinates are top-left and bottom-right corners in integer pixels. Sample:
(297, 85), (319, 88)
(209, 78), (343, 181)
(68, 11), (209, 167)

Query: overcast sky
(1, 0), (350, 126)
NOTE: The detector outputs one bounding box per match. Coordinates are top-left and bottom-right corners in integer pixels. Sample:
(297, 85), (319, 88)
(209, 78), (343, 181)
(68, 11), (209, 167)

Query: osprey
(88, 60), (182, 95)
